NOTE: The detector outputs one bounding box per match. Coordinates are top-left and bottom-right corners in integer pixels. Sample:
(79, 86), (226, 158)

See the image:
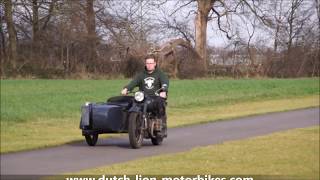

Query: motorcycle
(79, 88), (167, 149)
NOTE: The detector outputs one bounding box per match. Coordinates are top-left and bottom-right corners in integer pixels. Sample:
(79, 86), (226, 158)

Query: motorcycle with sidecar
(79, 88), (167, 149)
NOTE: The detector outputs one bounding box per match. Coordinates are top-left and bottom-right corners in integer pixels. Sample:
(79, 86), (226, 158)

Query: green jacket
(125, 67), (169, 96)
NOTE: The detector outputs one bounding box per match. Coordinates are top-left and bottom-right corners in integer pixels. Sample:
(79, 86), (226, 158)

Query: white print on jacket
(144, 77), (155, 89)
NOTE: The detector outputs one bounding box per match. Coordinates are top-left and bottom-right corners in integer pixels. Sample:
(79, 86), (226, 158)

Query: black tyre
(128, 112), (143, 149)
(85, 134), (98, 146)
(151, 136), (163, 145)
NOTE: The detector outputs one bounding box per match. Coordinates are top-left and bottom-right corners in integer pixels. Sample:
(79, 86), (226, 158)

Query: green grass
(1, 78), (319, 123)
(1, 79), (126, 123)
(73, 126), (319, 179)
(1, 78), (319, 153)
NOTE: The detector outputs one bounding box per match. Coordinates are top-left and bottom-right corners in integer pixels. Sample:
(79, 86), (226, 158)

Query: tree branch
(211, 7), (231, 40)
(170, 0), (194, 16)
(241, 0), (272, 27)
(41, 0), (57, 31)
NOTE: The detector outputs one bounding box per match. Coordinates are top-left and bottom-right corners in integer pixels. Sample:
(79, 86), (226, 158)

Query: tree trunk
(273, 24), (280, 52)
(0, 15), (6, 69)
(172, 49), (178, 79)
(86, 0), (98, 73)
(4, 0), (17, 70)
(31, 0), (40, 68)
(32, 0), (39, 43)
(273, 0), (284, 52)
(195, 0), (214, 73)
(316, 0), (320, 77)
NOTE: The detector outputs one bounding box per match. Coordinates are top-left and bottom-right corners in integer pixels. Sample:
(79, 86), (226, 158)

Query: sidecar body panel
(80, 96), (133, 135)
(91, 104), (127, 132)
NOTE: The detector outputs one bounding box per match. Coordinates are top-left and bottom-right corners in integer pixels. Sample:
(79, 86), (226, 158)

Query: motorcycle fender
(127, 105), (144, 130)
(128, 105), (142, 113)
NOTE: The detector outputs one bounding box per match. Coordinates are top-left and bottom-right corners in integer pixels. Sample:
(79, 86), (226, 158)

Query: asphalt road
(1, 108), (319, 175)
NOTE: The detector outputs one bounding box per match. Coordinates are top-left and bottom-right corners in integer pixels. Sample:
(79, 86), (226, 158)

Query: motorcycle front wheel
(128, 112), (143, 149)
(85, 134), (98, 146)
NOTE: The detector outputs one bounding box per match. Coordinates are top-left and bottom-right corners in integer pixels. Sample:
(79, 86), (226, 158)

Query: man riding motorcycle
(121, 54), (169, 137)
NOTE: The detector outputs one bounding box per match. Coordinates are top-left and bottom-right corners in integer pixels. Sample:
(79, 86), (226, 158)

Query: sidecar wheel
(151, 136), (163, 145)
(85, 134), (98, 146)
(128, 112), (143, 149)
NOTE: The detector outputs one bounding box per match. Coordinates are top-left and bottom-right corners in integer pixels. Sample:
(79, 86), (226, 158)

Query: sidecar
(79, 96), (133, 146)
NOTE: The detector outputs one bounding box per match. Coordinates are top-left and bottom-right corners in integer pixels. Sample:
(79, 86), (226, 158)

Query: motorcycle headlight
(134, 91), (144, 102)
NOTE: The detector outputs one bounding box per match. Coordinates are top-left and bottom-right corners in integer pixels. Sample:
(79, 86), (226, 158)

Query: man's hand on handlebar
(159, 91), (167, 98)
(121, 88), (128, 95)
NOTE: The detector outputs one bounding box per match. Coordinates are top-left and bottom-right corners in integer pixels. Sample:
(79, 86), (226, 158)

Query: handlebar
(123, 87), (165, 96)
(154, 87), (165, 96)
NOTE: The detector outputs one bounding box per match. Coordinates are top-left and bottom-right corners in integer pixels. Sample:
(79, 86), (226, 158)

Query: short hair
(144, 54), (156, 62)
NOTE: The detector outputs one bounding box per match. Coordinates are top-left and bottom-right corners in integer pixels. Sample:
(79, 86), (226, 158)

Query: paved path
(1, 108), (319, 175)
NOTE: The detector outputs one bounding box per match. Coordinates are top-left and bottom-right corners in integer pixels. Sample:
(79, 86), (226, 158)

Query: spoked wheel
(151, 117), (165, 145)
(85, 134), (98, 146)
(128, 112), (144, 149)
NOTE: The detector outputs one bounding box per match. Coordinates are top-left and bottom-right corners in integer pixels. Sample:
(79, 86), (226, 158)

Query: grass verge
(72, 126), (319, 179)
(168, 95), (319, 127)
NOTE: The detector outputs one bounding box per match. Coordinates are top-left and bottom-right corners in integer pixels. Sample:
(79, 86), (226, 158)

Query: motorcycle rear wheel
(151, 136), (163, 145)
(128, 112), (143, 149)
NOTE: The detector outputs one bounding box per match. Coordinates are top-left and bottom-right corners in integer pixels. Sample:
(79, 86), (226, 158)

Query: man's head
(145, 54), (157, 73)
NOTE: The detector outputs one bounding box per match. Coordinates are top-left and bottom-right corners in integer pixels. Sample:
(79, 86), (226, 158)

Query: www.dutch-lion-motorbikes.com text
(65, 175), (254, 180)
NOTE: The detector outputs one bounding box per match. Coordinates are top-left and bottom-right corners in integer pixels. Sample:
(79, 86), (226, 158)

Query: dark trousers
(147, 96), (167, 120)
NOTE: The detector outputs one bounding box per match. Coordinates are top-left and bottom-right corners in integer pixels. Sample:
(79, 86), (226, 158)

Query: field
(1, 78), (319, 153)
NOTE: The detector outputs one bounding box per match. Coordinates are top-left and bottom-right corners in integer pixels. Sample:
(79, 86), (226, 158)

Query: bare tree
(314, 0), (320, 77)
(282, 0), (314, 76)
(32, 0), (39, 43)
(169, 0), (265, 74)
(270, 0), (285, 52)
(1, 2), (7, 73)
(0, 23), (5, 66)
(156, 7), (195, 44)
(85, 0), (98, 72)
(4, 0), (17, 70)
(96, 1), (150, 50)
(239, 0), (318, 77)
(194, 0), (214, 72)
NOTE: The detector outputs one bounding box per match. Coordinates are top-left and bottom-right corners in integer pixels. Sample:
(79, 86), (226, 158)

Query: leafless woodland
(1, 0), (319, 78)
